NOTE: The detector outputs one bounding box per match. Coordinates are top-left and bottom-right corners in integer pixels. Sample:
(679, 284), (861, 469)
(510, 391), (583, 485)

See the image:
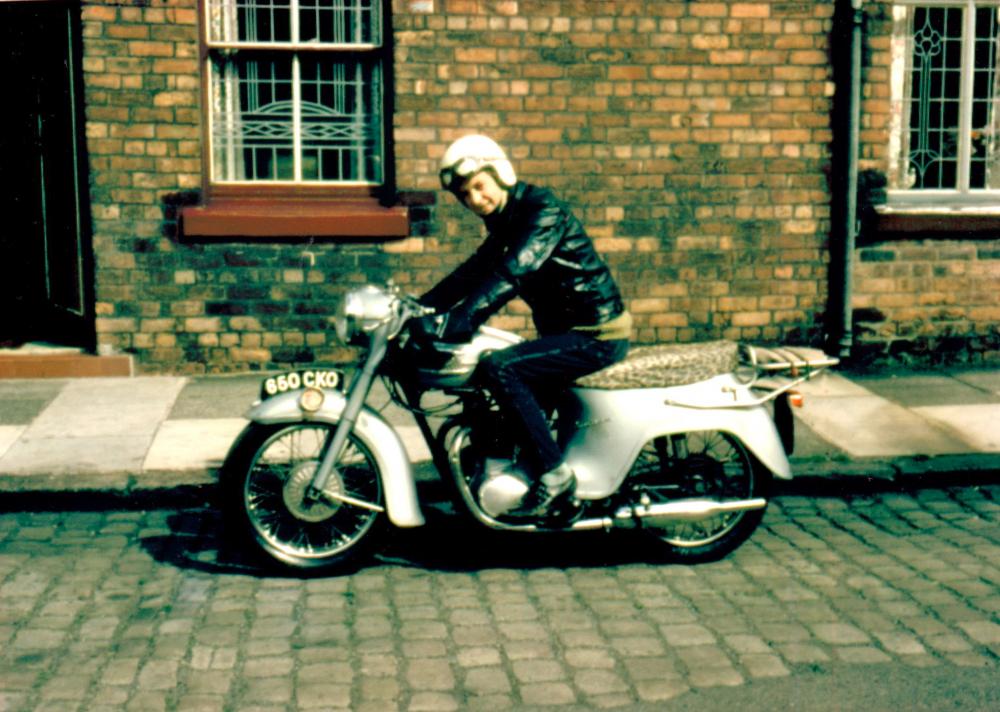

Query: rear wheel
(221, 422), (385, 573)
(630, 430), (771, 562)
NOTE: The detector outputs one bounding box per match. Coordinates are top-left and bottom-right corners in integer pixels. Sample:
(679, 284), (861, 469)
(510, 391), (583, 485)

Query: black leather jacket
(422, 181), (625, 338)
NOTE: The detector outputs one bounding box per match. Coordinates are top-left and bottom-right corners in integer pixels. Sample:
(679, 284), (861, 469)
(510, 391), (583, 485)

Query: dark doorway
(0, 0), (94, 349)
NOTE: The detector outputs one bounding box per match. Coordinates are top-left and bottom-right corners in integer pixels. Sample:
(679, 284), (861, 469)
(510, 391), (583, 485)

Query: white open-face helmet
(439, 134), (517, 193)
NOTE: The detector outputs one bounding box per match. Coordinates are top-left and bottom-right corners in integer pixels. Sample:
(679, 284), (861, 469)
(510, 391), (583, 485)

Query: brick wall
(393, 0), (837, 349)
(81, 0), (842, 373)
(853, 241), (1000, 364)
(81, 0), (204, 369)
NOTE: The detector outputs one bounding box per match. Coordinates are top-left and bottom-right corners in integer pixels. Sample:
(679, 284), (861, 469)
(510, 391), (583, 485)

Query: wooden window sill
(180, 198), (410, 239)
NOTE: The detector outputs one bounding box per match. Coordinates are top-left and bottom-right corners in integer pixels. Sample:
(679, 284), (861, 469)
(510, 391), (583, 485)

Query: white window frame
(887, 0), (1000, 209)
(203, 0), (385, 188)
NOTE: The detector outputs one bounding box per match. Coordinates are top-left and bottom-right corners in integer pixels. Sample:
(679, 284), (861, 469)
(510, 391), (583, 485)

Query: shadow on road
(135, 468), (1000, 578)
(137, 494), (669, 578)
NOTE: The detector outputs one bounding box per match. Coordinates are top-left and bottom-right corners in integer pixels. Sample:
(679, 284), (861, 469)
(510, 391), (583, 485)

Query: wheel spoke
(241, 424), (383, 565)
(321, 489), (385, 513)
(632, 430), (758, 549)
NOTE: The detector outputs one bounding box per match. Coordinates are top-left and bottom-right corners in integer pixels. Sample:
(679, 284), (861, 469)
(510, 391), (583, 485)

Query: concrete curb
(790, 452), (1000, 480)
(0, 469), (218, 495)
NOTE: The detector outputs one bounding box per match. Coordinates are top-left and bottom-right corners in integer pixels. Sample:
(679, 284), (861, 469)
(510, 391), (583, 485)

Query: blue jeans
(477, 333), (629, 477)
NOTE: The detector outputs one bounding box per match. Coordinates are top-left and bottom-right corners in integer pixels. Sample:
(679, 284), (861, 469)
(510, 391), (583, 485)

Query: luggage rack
(740, 344), (840, 376)
(739, 344), (840, 399)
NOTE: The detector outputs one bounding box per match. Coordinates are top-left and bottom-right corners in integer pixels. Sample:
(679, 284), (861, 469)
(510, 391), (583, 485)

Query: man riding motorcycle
(420, 134), (632, 518)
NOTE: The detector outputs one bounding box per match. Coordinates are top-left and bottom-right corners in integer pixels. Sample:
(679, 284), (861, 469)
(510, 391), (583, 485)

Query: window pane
(905, 6), (964, 189)
(207, 0), (380, 45)
(300, 58), (383, 182)
(971, 6), (1000, 188)
(300, 0), (380, 44)
(211, 57), (295, 181)
(205, 0), (292, 43)
(240, 0), (292, 43)
(210, 55), (382, 183)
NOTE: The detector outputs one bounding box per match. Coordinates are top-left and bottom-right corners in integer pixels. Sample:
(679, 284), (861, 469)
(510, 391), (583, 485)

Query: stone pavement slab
(23, 377), (185, 439)
(0, 426), (24, 460)
(787, 421), (844, 465)
(913, 404), (1000, 452)
(143, 418), (248, 479)
(796, 371), (873, 398)
(0, 434), (152, 478)
(0, 380), (65, 426)
(795, 373), (973, 458)
(951, 369), (1000, 395)
(397, 425), (433, 464)
(167, 375), (261, 419)
(0, 378), (186, 488)
(852, 372), (1000, 408)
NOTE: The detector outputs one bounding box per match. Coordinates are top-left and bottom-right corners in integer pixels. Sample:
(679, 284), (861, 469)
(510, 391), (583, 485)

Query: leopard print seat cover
(574, 340), (740, 390)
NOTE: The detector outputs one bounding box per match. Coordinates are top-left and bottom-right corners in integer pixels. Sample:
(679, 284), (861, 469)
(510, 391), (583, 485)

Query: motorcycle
(220, 282), (838, 572)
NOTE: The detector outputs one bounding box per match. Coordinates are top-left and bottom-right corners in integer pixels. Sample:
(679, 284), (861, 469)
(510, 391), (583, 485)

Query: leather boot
(506, 463), (576, 519)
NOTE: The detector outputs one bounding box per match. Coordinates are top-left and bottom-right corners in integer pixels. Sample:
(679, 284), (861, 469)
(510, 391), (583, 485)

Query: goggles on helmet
(439, 156), (488, 191)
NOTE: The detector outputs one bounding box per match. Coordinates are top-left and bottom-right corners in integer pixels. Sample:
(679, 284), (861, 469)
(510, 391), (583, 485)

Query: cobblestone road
(1, 483), (998, 711)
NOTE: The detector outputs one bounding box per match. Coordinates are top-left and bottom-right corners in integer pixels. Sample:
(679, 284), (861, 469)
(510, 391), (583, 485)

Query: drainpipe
(827, 0), (864, 360)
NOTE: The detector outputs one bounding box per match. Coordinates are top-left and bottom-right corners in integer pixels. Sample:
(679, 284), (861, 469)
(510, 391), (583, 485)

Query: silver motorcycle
(220, 282), (837, 572)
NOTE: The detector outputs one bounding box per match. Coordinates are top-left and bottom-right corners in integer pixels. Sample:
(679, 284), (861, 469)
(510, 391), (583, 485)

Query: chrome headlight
(335, 285), (395, 344)
(298, 387), (325, 413)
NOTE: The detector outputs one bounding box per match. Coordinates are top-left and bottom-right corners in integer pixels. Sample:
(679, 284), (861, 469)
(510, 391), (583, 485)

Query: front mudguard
(242, 390), (425, 528)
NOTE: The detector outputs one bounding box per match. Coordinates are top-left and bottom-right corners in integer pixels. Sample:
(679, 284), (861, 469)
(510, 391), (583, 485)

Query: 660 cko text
(263, 370), (342, 396)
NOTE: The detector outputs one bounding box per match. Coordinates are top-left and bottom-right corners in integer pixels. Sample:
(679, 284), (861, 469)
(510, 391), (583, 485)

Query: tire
(221, 422), (386, 573)
(630, 430), (772, 563)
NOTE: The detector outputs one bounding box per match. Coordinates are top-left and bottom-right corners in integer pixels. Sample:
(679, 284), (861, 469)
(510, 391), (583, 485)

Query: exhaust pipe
(613, 498), (767, 529)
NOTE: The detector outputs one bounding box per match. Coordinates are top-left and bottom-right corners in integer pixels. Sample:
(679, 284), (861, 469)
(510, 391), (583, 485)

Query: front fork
(306, 324), (391, 500)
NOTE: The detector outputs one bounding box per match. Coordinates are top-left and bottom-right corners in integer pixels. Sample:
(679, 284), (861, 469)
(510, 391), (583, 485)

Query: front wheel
(630, 430), (772, 563)
(221, 422), (386, 573)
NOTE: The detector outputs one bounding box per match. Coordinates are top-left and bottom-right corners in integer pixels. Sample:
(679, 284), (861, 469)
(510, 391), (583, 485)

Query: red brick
(732, 3), (770, 19)
(608, 66), (648, 80)
(690, 3), (728, 18)
(455, 47), (497, 62)
(128, 41), (174, 57)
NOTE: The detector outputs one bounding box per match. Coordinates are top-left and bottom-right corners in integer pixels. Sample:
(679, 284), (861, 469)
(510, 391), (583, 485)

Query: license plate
(260, 369), (345, 399)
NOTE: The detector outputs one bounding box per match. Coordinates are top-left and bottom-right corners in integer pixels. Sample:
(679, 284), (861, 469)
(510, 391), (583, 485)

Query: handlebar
(399, 294), (438, 319)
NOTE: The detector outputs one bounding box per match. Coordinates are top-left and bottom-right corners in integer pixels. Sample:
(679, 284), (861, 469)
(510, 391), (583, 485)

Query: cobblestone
(0, 484), (997, 709)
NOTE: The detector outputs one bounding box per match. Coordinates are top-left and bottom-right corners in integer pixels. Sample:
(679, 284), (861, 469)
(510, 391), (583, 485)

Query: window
(888, 0), (1000, 206)
(183, 0), (408, 237)
(207, 0), (383, 185)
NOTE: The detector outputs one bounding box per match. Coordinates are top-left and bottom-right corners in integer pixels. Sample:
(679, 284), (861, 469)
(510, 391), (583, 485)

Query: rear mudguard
(565, 374), (792, 500)
(243, 390), (425, 528)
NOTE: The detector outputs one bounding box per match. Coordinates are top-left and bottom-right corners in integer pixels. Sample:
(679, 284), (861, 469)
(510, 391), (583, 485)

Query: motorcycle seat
(574, 340), (740, 390)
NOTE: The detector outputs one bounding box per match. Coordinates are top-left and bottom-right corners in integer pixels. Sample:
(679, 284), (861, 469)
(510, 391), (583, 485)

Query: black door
(0, 0), (94, 349)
